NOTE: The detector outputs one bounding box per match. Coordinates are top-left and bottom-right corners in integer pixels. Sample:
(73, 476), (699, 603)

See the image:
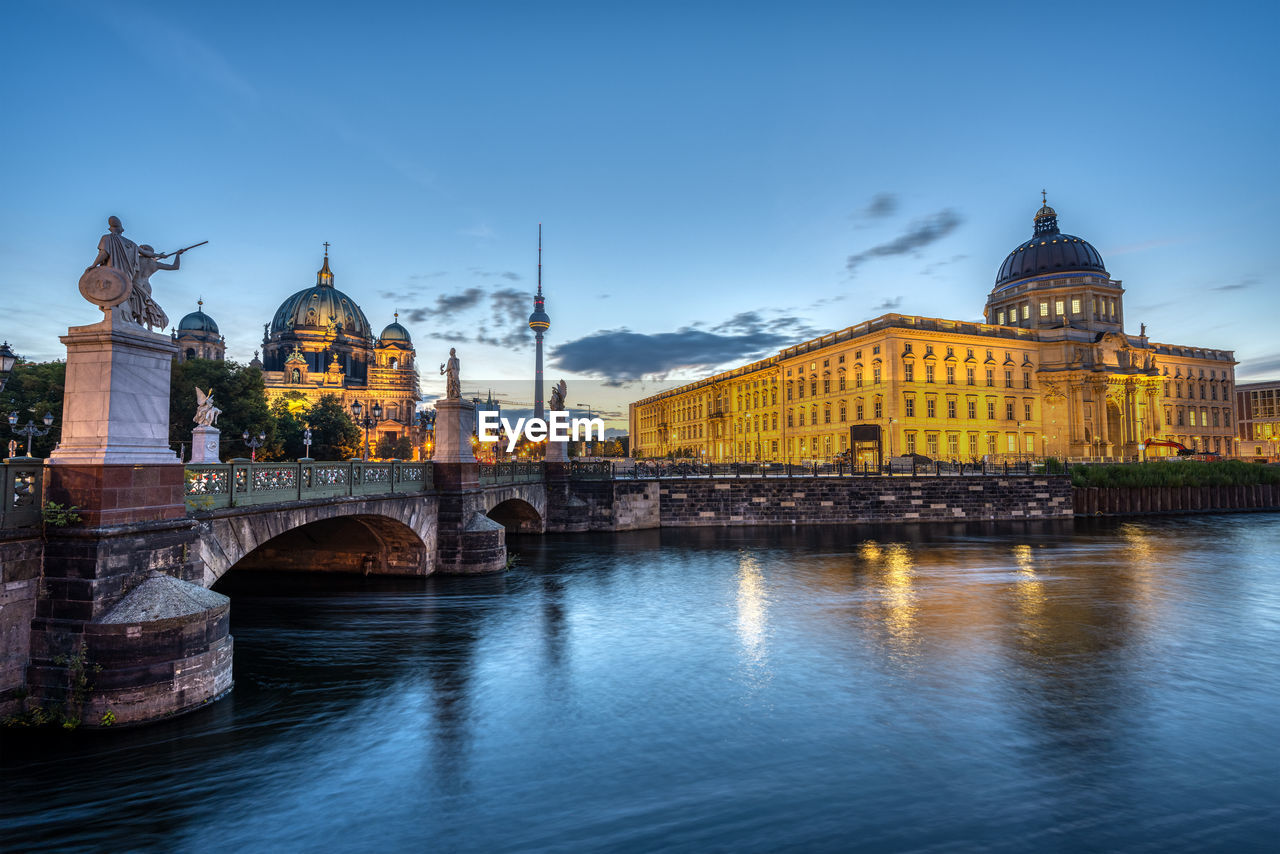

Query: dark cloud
(468, 268), (523, 281)
(864, 193), (898, 219)
(920, 254), (968, 277)
(1211, 276), (1259, 292)
(875, 297), (903, 311)
(410, 271), (449, 281)
(550, 315), (819, 382)
(476, 287), (533, 348)
(846, 209), (963, 276)
(1239, 352), (1280, 378)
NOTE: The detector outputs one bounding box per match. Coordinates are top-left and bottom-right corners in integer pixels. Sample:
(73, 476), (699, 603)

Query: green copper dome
(268, 251), (372, 338)
(178, 300), (219, 334)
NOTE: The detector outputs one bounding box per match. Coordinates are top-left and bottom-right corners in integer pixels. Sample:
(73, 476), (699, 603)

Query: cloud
(1211, 276), (1259, 292)
(874, 297), (903, 311)
(1238, 352), (1280, 379)
(550, 314), (819, 382)
(863, 193), (898, 219)
(920, 254), (968, 277)
(476, 288), (533, 348)
(469, 268), (522, 281)
(846, 209), (963, 276)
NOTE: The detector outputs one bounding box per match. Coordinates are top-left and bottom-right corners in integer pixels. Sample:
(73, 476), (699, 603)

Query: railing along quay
(2, 458), (43, 530)
(619, 460), (1058, 479)
(479, 461), (545, 484)
(185, 460), (433, 510)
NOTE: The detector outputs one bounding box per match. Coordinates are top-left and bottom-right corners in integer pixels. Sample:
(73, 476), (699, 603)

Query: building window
(788, 411), (794, 427)
(947, 434), (959, 456)
(874, 398), (883, 418)
(1177, 408), (1185, 426)
(1005, 402), (1015, 420)
(1021, 304), (1030, 320)
(925, 365), (935, 383)
(873, 345), (880, 355)
(1188, 409), (1196, 427)
(968, 434), (979, 457)
(903, 344), (912, 354)
(905, 432), (917, 454)
(1024, 401), (1032, 420)
(1007, 434), (1017, 452)
(905, 397), (915, 417)
(926, 399), (937, 418)
(839, 404), (847, 422)
(1040, 301), (1049, 317)
(1071, 297), (1081, 314)
(838, 374), (846, 391)
(810, 381), (817, 397)
(1025, 434), (1035, 453)
(1005, 370), (1013, 388)
(873, 366), (882, 384)
(986, 369), (994, 387)
(998, 310), (1006, 325)
(987, 400), (996, 419)
(855, 371), (863, 388)
(947, 399), (957, 418)
(824, 406), (832, 424)
(823, 377), (831, 394)
(1023, 372), (1031, 389)
(926, 433), (939, 456)
(856, 402), (865, 420)
(946, 366), (955, 385)
(904, 363), (914, 382)
(987, 434), (997, 456)
(966, 367), (975, 385)
(967, 400), (977, 419)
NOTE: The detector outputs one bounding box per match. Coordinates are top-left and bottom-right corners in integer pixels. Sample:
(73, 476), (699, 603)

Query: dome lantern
(993, 194), (1107, 289)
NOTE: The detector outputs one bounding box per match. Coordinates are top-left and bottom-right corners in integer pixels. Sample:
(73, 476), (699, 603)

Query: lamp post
(302, 427), (312, 460)
(9, 410), (54, 458)
(0, 341), (16, 393)
(576, 402), (593, 457)
(350, 399), (383, 461)
(241, 429), (266, 462)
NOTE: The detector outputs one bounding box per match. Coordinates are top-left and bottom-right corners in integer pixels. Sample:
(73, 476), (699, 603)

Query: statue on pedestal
(194, 387), (222, 427)
(549, 379), (567, 411)
(79, 215), (205, 330)
(440, 348), (461, 399)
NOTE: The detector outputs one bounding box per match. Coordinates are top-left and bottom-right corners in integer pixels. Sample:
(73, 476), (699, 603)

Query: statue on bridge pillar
(190, 387), (222, 463)
(440, 348), (461, 400)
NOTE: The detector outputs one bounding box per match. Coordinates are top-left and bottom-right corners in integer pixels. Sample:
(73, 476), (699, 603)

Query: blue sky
(3, 0), (1278, 424)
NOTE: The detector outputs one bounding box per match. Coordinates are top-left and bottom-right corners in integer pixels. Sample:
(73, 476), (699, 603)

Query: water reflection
(858, 540), (920, 667)
(736, 550), (770, 686)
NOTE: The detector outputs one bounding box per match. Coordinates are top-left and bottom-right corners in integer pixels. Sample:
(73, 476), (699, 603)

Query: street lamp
(576, 402), (593, 456)
(302, 427), (313, 460)
(0, 341), (16, 393)
(241, 429), (266, 462)
(350, 399), (383, 461)
(8, 410), (54, 458)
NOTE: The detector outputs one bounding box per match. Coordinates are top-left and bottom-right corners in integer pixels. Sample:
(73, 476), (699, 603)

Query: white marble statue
(440, 348), (461, 400)
(80, 215), (204, 329)
(549, 379), (567, 411)
(194, 387), (222, 427)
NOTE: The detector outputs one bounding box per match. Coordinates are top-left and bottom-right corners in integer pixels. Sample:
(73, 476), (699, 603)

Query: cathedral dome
(994, 198), (1107, 289)
(268, 250), (372, 339)
(178, 301), (219, 334)
(379, 314), (412, 345)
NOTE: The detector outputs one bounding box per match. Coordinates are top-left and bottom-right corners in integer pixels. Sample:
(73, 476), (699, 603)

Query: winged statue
(194, 387), (222, 427)
(549, 379), (567, 411)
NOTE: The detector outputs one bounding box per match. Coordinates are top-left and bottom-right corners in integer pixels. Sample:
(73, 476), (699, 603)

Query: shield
(78, 265), (132, 309)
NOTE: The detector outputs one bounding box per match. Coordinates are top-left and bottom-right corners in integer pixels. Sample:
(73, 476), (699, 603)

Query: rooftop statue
(549, 379), (567, 411)
(440, 348), (461, 399)
(79, 215), (205, 330)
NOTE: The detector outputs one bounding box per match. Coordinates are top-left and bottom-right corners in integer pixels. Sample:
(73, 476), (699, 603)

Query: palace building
(629, 199), (1237, 462)
(173, 299), (226, 362)
(257, 248), (421, 448)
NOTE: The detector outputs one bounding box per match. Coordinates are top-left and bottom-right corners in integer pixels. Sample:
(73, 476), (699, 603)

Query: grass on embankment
(1070, 460), (1280, 488)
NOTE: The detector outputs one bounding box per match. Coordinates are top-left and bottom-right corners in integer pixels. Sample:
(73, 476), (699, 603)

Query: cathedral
(630, 198), (1238, 462)
(173, 299), (226, 361)
(253, 248), (421, 448)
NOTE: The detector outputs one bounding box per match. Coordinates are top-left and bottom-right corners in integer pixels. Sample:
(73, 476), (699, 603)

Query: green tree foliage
(3, 359), (66, 458)
(1071, 460), (1280, 488)
(269, 397), (308, 460)
(170, 359), (272, 461)
(375, 434), (414, 460)
(305, 394), (362, 460)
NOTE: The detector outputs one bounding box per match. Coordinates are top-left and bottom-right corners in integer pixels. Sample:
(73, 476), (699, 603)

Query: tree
(305, 394), (362, 460)
(170, 359), (273, 461)
(375, 434), (414, 460)
(269, 397), (308, 460)
(3, 359), (66, 458)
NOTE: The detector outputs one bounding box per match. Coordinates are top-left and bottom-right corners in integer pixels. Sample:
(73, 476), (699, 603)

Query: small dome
(178, 300), (219, 334)
(994, 198), (1107, 289)
(379, 313), (412, 344)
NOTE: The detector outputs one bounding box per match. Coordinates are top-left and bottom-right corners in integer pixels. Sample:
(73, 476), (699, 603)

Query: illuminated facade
(1235, 380), (1280, 459)
(630, 200), (1237, 461)
(258, 249), (420, 448)
(173, 300), (226, 362)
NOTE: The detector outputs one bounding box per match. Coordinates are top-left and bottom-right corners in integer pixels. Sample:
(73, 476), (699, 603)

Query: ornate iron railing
(185, 460), (433, 510)
(617, 460), (1055, 479)
(568, 461), (614, 480)
(1, 459), (43, 530)
(478, 461), (545, 485)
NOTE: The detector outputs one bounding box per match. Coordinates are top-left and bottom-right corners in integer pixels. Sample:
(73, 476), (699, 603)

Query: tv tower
(528, 224), (551, 420)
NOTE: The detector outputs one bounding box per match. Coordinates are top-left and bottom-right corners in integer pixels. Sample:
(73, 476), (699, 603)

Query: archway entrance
(487, 498), (543, 533)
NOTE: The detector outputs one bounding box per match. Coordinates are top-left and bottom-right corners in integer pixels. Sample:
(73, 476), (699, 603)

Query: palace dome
(379, 314), (412, 345)
(178, 301), (219, 334)
(268, 251), (372, 339)
(994, 200), (1107, 289)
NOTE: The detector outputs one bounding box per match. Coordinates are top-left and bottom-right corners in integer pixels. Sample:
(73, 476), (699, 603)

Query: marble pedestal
(545, 429), (569, 463)
(433, 399), (477, 463)
(189, 426), (221, 463)
(45, 316), (183, 526)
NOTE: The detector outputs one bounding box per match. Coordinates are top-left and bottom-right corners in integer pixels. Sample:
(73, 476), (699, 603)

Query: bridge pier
(434, 461), (508, 574)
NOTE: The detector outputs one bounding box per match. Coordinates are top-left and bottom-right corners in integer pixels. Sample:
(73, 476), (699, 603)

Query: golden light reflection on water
(736, 551), (770, 678)
(1118, 522), (1164, 620)
(1012, 544), (1047, 639)
(860, 541), (919, 661)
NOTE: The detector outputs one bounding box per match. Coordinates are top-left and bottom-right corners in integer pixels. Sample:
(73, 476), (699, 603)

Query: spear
(157, 240), (208, 259)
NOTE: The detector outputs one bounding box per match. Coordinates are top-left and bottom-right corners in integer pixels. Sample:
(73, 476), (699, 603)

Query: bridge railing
(479, 461), (545, 485)
(185, 460), (434, 510)
(617, 460), (1054, 479)
(568, 461), (614, 480)
(2, 458), (43, 531)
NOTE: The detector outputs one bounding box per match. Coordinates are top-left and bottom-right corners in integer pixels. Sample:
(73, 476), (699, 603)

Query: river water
(3, 514), (1279, 852)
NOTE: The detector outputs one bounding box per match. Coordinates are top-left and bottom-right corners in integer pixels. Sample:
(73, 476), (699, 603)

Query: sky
(3, 1), (1278, 428)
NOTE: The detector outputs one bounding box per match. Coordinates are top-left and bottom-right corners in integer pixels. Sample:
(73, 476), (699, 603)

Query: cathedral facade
(173, 300), (226, 362)
(257, 249), (421, 449)
(629, 200), (1237, 462)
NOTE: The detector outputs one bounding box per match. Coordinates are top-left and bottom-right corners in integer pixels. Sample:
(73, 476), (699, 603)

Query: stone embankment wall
(648, 476), (1071, 527)
(0, 534), (44, 717)
(1073, 484), (1280, 516)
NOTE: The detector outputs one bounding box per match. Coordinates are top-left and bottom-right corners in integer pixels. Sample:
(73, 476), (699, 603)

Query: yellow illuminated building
(630, 200), (1237, 462)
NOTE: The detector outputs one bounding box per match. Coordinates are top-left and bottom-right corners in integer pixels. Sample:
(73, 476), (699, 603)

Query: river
(3, 514), (1279, 852)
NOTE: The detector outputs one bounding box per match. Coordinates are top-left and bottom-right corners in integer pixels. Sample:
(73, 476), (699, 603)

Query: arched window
(185, 348), (196, 360)
(389, 357), (398, 370)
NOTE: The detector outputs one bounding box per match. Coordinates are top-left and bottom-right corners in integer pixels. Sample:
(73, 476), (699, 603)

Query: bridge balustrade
(1, 458), (43, 530)
(185, 460), (434, 510)
(568, 461), (614, 480)
(479, 461), (545, 485)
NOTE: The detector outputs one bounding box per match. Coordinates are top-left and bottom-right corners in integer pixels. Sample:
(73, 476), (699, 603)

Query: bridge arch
(195, 497), (438, 586)
(479, 483), (547, 533)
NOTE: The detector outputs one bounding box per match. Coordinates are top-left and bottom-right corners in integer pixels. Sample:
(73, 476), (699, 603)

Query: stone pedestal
(44, 317), (184, 526)
(545, 435), (569, 463)
(189, 426), (221, 464)
(433, 399), (477, 463)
